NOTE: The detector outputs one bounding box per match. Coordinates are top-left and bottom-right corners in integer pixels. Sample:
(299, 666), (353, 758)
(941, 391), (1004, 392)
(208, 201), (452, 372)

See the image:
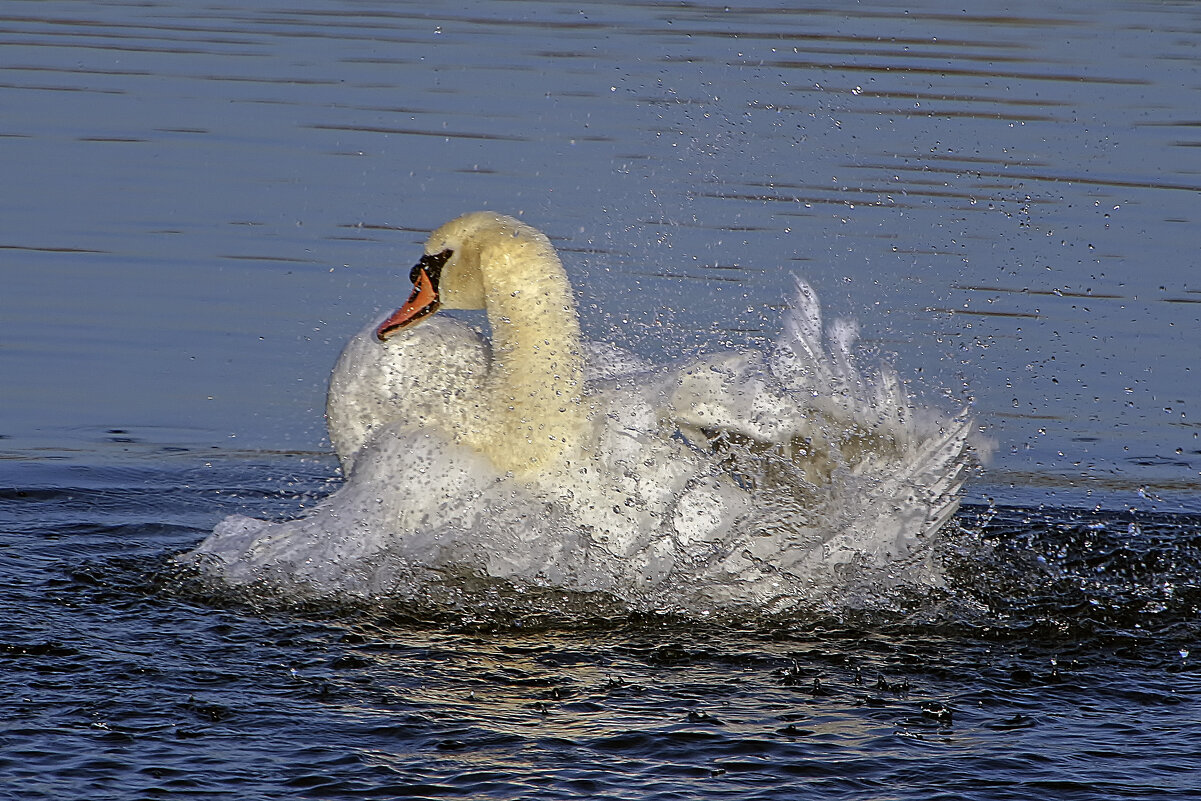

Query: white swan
(185, 212), (976, 612)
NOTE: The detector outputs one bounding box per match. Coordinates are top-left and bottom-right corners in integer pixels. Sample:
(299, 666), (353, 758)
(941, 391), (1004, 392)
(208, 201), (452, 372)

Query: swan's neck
(472, 238), (587, 475)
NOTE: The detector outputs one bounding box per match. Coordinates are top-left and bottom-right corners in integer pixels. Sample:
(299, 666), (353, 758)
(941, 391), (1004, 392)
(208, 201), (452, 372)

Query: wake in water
(183, 214), (977, 613)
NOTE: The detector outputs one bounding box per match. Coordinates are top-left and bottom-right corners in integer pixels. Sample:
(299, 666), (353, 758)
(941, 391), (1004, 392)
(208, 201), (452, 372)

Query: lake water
(2, 1), (1200, 798)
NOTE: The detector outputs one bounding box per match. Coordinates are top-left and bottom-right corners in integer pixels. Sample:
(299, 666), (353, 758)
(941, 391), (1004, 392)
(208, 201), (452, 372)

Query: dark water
(3, 455), (1201, 799)
(3, 1), (1201, 798)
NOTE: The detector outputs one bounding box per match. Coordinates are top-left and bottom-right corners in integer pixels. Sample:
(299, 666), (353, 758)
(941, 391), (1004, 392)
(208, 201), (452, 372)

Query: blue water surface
(2, 2), (1201, 798)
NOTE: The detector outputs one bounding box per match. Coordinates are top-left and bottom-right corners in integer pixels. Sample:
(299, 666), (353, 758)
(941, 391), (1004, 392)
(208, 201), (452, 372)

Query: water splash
(183, 278), (978, 615)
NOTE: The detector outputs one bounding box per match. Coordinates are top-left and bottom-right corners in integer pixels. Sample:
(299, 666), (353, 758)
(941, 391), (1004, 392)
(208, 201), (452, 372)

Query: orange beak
(376, 264), (441, 341)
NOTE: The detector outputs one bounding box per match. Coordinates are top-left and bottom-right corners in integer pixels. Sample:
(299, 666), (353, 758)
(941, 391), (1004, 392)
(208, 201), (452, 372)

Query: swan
(185, 212), (976, 612)
(334, 212), (591, 477)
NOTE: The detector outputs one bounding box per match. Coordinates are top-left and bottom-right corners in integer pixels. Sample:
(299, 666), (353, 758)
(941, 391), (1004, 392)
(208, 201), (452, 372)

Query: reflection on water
(1, 1), (1198, 513)
(2, 450), (1201, 798)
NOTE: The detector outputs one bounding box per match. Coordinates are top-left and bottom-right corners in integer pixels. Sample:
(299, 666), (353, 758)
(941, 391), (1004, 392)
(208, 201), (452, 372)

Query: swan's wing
(326, 316), (490, 471)
(663, 351), (812, 443)
(582, 340), (652, 383)
(820, 411), (975, 571)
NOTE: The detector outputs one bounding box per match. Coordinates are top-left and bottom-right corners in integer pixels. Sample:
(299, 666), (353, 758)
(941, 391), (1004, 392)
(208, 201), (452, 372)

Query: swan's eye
(410, 249), (453, 288)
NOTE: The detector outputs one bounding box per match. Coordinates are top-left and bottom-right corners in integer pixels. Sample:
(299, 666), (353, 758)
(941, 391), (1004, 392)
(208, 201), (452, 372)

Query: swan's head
(376, 211), (541, 341)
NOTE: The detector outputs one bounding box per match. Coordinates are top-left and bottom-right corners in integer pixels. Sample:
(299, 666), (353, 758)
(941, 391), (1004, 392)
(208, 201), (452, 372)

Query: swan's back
(326, 316), (490, 472)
